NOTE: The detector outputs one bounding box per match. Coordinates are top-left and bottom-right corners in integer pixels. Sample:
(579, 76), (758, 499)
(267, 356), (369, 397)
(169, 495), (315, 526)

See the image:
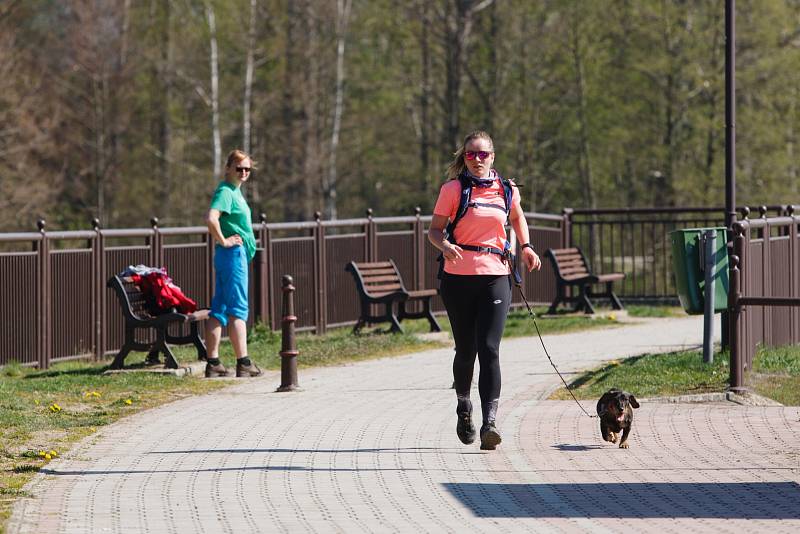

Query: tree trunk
(418, 0), (432, 194)
(571, 10), (596, 210)
(150, 0), (172, 211)
(206, 1), (221, 181)
(243, 0), (257, 154)
(301, 0), (318, 219)
(442, 0), (494, 153)
(323, 0), (352, 220)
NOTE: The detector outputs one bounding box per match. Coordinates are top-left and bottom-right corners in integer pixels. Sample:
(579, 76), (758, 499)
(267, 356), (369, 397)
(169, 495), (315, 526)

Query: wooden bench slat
(408, 289), (438, 298)
(362, 274), (401, 284)
(355, 261), (395, 269)
(364, 283), (403, 293)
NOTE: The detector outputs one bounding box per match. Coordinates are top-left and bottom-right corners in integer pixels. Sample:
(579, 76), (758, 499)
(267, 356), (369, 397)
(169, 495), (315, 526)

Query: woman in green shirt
(204, 149), (262, 378)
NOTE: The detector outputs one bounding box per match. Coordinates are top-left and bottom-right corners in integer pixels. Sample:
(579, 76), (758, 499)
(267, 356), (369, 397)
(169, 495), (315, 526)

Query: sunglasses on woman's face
(235, 166), (251, 174)
(464, 150), (493, 161)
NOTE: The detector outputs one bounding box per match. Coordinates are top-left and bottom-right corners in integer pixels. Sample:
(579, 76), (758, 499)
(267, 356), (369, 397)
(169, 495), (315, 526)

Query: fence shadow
(442, 482), (800, 519)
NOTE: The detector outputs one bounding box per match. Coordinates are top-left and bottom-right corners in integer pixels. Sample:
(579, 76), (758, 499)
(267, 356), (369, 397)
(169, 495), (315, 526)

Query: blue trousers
(210, 245), (249, 326)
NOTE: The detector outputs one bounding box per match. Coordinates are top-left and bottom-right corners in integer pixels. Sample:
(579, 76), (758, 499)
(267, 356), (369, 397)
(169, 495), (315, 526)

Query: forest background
(1, 0), (799, 232)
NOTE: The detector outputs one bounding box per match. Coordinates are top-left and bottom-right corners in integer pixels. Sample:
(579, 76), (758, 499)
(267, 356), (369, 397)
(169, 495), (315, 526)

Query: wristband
(521, 243), (535, 252)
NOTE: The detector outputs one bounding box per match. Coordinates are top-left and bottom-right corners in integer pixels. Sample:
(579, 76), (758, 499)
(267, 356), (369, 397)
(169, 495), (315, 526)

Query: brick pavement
(8, 316), (800, 533)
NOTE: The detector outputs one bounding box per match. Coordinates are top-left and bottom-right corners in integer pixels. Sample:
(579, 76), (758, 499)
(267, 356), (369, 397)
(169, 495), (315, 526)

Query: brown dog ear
(629, 394), (640, 408)
(596, 392), (612, 415)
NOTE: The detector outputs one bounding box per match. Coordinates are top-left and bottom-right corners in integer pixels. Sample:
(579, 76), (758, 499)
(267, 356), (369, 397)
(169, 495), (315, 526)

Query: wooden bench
(544, 247), (625, 314)
(107, 275), (210, 369)
(345, 260), (441, 334)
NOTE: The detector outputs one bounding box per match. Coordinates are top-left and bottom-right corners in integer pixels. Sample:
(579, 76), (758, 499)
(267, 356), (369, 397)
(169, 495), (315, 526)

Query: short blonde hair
(225, 149), (258, 170)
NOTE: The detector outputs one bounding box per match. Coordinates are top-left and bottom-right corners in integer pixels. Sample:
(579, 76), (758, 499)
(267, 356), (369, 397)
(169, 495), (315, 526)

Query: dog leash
(514, 283), (598, 419)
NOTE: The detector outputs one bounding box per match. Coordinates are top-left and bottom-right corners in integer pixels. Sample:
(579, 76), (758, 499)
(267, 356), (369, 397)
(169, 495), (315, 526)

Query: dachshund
(596, 389), (640, 449)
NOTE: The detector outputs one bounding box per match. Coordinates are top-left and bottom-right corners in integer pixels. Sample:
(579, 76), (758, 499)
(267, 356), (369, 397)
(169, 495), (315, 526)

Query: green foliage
(1, 1), (799, 232)
(551, 350), (731, 400)
(753, 344), (800, 374)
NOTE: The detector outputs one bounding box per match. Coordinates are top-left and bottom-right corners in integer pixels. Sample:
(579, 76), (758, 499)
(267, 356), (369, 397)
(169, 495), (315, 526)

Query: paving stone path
(9, 316), (800, 533)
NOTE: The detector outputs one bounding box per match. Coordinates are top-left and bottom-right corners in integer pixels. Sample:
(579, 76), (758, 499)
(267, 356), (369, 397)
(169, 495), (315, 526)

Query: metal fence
(3, 205), (796, 369)
(0, 211), (564, 368)
(729, 208), (800, 390)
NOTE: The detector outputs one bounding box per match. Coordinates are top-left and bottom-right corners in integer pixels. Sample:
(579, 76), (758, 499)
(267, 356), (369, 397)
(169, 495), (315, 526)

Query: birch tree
(242, 0), (257, 154)
(206, 0), (221, 180)
(323, 0), (353, 220)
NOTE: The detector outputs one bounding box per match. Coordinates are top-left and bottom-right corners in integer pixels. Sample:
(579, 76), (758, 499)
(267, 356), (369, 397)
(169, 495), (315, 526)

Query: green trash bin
(670, 227), (729, 315)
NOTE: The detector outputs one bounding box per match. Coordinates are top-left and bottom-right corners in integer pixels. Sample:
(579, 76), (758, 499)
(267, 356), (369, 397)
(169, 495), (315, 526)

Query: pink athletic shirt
(433, 174), (521, 276)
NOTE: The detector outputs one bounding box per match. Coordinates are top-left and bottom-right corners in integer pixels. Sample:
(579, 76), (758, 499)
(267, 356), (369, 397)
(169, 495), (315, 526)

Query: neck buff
(465, 168), (496, 188)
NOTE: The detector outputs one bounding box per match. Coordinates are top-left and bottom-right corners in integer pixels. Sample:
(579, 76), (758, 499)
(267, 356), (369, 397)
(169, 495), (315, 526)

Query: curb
(641, 391), (783, 406)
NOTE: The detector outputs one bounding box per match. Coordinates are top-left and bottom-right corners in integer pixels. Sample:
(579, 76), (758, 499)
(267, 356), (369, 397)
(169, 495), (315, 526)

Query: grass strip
(549, 345), (800, 406)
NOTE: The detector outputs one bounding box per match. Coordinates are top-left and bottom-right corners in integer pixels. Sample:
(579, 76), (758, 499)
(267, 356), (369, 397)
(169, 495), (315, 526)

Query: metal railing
(565, 205), (792, 301)
(729, 208), (800, 390)
(0, 210), (565, 368)
(3, 204), (796, 369)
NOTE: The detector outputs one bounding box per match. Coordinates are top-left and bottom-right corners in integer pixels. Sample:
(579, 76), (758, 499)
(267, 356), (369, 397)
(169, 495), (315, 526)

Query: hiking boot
(205, 362), (230, 378)
(456, 398), (476, 444)
(236, 360), (263, 378)
(479, 422), (502, 451)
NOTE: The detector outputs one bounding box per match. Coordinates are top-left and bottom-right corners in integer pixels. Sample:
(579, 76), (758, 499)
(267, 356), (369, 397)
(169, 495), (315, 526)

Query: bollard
(277, 274), (300, 392)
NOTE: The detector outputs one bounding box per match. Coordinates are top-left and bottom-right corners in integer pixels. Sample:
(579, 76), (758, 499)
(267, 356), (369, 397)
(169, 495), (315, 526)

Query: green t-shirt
(210, 181), (256, 262)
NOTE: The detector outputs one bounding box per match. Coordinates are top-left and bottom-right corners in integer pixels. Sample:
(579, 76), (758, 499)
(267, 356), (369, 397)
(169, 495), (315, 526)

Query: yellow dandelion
(49, 403), (62, 412)
(44, 453), (52, 460)
(92, 391), (101, 398)
(124, 399), (132, 405)
(34, 399), (40, 405)
(608, 313), (617, 321)
(49, 450), (58, 457)
(38, 450), (46, 457)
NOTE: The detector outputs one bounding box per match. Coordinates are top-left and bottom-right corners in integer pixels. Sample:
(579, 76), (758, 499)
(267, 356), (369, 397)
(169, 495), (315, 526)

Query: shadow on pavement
(442, 482), (800, 519)
(550, 444), (605, 451)
(148, 447), (438, 454)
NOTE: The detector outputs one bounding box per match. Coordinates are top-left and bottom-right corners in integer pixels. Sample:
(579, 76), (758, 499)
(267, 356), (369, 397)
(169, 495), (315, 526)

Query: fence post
(257, 213), (270, 327)
(277, 275), (300, 392)
(205, 220), (215, 308)
(150, 217), (161, 268)
(366, 208), (377, 262)
(561, 208), (573, 249)
(92, 218), (104, 361)
(36, 219), (51, 369)
(262, 214), (275, 330)
(314, 211), (327, 335)
(413, 206), (423, 290)
(728, 253), (745, 392)
(789, 206), (799, 343)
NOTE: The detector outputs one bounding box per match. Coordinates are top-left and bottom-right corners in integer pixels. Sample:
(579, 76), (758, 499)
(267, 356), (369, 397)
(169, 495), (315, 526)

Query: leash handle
(515, 284), (597, 419)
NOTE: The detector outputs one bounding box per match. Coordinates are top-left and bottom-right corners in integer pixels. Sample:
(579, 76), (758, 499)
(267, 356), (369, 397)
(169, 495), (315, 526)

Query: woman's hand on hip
(223, 235), (243, 247)
(522, 247), (541, 272)
(443, 242), (463, 262)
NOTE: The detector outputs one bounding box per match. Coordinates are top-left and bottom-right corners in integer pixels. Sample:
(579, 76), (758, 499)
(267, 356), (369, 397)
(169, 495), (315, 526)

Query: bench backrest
(107, 275), (154, 321)
(545, 247), (592, 281)
(346, 260), (409, 299)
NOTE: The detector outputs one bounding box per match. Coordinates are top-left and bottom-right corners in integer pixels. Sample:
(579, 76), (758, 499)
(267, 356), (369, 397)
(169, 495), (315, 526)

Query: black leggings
(440, 273), (512, 413)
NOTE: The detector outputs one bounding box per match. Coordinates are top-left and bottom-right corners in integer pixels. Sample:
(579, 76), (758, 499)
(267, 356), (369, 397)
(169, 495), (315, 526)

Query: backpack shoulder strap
(444, 174), (473, 238)
(499, 176), (514, 216)
(499, 176), (514, 253)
